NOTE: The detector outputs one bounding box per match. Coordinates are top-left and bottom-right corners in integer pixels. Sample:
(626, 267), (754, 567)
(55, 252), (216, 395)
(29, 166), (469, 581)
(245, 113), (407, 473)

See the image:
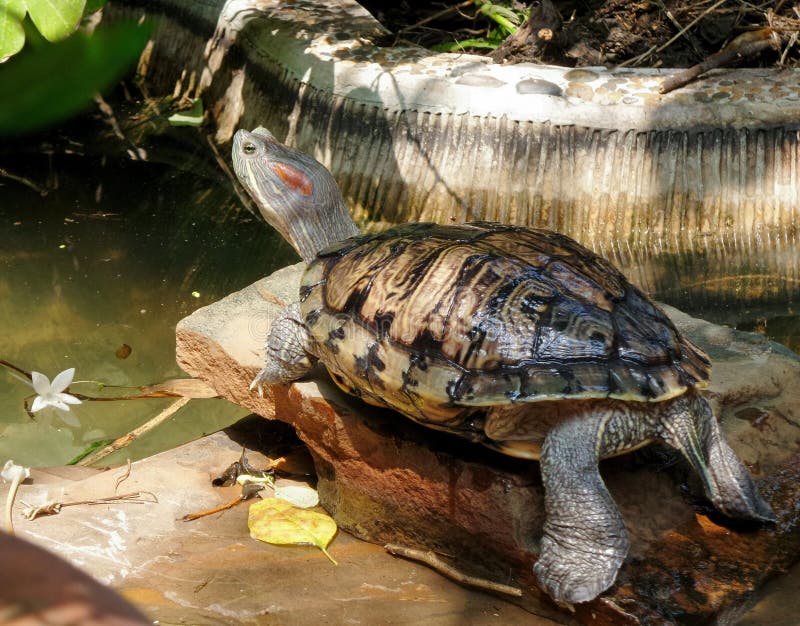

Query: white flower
(1, 460), (29, 484)
(30, 368), (82, 413)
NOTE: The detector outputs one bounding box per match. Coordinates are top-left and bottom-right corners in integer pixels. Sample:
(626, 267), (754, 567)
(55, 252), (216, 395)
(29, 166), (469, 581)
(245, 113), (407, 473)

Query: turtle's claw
(249, 369), (268, 397)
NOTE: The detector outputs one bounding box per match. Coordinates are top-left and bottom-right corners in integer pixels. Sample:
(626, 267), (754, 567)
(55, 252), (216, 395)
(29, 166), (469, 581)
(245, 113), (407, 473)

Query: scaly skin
(233, 127), (775, 605)
(534, 393), (775, 603)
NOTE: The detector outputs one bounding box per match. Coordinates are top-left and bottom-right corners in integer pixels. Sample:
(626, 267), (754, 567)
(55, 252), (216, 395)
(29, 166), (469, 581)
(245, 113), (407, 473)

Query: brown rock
(176, 263), (800, 623)
(1, 421), (542, 625)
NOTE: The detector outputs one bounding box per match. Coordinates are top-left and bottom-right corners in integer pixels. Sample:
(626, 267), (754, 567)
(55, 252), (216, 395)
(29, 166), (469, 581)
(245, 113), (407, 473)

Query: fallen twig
(384, 543), (523, 597)
(21, 390), (186, 417)
(778, 29), (798, 64)
(0, 169), (49, 196)
(769, 7), (800, 65)
(78, 396), (191, 466)
(660, 29), (778, 94)
(21, 491), (158, 521)
(114, 458), (133, 492)
(619, 0), (729, 67)
(653, 0), (704, 60)
(0, 359), (32, 382)
(397, 0), (474, 35)
(2, 357), (210, 414)
(181, 495), (246, 521)
(182, 483), (264, 521)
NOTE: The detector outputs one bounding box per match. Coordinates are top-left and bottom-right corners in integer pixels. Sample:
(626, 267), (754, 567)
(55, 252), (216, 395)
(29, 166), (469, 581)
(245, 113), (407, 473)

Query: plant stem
(5, 475), (23, 534)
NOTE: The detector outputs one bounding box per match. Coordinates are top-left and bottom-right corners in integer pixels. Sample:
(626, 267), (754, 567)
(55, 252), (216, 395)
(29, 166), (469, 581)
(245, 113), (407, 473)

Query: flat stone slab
(1, 417), (545, 625)
(175, 264), (800, 624)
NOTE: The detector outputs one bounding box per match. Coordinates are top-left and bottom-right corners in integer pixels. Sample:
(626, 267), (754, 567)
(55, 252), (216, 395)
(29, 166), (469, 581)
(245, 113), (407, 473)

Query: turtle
(231, 126), (775, 604)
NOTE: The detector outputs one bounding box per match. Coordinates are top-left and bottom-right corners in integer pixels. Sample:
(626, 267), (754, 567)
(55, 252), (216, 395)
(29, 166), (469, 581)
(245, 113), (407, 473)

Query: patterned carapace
(299, 222), (710, 433)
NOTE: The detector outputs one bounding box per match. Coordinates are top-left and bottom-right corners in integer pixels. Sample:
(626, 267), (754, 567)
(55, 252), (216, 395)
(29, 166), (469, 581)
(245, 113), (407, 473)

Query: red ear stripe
(274, 162), (313, 196)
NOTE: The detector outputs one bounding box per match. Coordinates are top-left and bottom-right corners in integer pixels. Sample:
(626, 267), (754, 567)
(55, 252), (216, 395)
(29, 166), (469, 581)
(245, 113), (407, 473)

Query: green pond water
(0, 145), (297, 467)
(1, 139), (798, 468)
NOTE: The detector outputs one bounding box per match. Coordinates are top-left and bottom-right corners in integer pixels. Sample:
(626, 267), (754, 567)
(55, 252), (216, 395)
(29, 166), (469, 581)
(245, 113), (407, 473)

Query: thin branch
(21, 491), (158, 521)
(619, 0), (729, 67)
(181, 494), (248, 521)
(0, 169), (49, 196)
(384, 543), (523, 597)
(0, 359), (32, 381)
(660, 29), (777, 94)
(779, 31), (798, 65)
(654, 0), (704, 60)
(397, 0), (475, 34)
(182, 482), (263, 521)
(114, 458), (133, 492)
(78, 397), (191, 466)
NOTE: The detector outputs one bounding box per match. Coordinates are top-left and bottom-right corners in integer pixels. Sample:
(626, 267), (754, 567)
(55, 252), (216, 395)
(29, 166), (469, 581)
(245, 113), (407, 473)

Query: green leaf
(68, 439), (114, 465)
(248, 497), (338, 564)
(26, 0), (85, 42)
(432, 38), (505, 52)
(0, 0), (27, 59)
(167, 98), (204, 127)
(0, 20), (152, 136)
(478, 2), (521, 35)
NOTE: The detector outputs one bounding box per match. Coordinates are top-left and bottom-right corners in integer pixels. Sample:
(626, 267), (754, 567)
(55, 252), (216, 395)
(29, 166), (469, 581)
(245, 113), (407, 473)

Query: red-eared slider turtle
(231, 127), (775, 604)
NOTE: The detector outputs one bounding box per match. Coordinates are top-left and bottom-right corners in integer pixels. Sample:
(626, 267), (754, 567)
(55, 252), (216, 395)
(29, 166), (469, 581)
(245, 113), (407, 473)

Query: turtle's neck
(284, 189), (360, 263)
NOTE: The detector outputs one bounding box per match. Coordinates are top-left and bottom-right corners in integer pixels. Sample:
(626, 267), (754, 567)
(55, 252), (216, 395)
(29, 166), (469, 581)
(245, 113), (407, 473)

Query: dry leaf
(248, 498), (337, 564)
(143, 378), (218, 399)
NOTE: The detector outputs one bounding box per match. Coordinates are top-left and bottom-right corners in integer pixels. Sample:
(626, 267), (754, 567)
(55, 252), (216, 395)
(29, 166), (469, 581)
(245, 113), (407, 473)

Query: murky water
(2, 139), (798, 466)
(0, 145), (296, 466)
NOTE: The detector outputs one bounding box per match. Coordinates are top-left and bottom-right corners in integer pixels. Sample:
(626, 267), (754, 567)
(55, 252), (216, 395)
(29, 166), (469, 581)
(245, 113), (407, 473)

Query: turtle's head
(232, 127), (359, 263)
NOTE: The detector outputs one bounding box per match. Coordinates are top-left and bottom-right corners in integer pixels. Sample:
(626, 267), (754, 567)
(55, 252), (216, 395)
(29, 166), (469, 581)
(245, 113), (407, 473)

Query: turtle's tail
(657, 393), (776, 523)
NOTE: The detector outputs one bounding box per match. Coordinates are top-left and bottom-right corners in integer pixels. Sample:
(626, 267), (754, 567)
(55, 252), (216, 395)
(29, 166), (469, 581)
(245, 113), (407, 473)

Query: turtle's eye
(243, 142), (256, 155)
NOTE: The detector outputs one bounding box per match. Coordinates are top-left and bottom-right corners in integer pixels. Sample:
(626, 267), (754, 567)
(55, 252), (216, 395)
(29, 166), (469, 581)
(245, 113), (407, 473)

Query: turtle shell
(299, 222), (710, 439)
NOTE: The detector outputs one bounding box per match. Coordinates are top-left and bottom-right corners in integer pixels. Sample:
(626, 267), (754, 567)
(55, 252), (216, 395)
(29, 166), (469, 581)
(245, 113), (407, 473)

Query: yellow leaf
(248, 498), (338, 564)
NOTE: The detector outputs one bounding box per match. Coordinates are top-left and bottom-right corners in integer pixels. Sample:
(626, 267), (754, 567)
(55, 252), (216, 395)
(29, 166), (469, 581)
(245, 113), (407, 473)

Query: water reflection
(0, 150), (296, 466)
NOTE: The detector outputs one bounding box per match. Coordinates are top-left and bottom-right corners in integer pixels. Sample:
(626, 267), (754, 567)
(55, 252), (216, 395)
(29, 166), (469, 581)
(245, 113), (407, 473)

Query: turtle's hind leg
(251, 302), (317, 394)
(658, 392), (776, 523)
(535, 415), (630, 604)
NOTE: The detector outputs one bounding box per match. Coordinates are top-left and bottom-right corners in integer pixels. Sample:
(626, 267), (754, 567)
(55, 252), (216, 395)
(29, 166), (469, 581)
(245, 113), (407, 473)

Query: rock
(1, 418), (541, 625)
(176, 264), (800, 624)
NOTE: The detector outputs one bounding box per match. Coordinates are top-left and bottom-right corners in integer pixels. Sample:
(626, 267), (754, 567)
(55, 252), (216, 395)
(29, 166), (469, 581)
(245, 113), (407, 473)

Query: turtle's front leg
(534, 416), (629, 604)
(251, 302), (318, 394)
